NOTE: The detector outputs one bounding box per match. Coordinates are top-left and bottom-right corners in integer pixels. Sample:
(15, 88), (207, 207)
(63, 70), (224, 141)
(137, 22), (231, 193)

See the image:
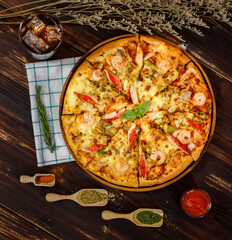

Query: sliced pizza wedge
(62, 60), (123, 115)
(148, 61), (212, 115)
(138, 36), (190, 101)
(162, 111), (211, 160)
(61, 112), (119, 167)
(137, 119), (193, 187)
(86, 36), (143, 101)
(86, 127), (139, 187)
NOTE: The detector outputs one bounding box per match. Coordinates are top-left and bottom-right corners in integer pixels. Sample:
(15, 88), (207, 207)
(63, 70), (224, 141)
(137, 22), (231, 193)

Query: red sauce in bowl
(180, 189), (211, 218)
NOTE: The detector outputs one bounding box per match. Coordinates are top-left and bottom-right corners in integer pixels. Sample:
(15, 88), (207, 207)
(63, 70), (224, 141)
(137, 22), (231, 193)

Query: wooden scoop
(102, 208), (163, 227)
(20, 174), (55, 187)
(46, 189), (108, 207)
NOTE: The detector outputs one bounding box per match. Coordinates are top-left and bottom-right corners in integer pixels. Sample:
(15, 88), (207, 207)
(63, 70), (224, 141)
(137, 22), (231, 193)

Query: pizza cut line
(61, 35), (212, 188)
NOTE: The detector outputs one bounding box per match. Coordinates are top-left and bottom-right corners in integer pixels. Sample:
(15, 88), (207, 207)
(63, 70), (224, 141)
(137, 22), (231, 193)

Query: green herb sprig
(35, 85), (55, 153)
(120, 100), (150, 120)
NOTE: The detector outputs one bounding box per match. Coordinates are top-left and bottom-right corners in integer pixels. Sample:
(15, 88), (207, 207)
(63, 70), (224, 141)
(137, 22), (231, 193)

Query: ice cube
(43, 25), (62, 43)
(22, 30), (49, 53)
(26, 16), (46, 34)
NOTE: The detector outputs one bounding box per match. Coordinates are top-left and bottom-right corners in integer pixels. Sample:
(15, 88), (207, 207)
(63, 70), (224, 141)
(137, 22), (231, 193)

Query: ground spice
(136, 211), (162, 224)
(35, 175), (54, 184)
(80, 190), (108, 204)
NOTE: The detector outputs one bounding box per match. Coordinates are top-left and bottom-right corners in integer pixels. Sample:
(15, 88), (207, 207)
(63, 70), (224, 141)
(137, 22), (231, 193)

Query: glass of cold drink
(19, 12), (63, 60)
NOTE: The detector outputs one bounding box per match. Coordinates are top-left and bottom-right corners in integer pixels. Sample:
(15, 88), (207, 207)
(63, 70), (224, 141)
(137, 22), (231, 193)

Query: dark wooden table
(0, 2), (232, 240)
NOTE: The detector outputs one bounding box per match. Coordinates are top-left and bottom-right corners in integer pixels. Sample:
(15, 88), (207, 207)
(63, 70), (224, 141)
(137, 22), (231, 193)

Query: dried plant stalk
(0, 0), (231, 40)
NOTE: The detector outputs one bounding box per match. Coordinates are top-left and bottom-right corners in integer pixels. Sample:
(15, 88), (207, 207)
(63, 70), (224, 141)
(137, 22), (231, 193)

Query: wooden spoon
(102, 208), (163, 227)
(46, 189), (108, 207)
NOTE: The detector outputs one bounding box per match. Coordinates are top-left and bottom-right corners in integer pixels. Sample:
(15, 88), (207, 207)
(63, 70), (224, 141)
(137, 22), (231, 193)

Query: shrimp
(193, 92), (206, 106)
(92, 69), (104, 81)
(111, 55), (126, 70)
(158, 60), (171, 72)
(150, 150), (166, 165)
(115, 157), (129, 172)
(81, 112), (95, 126)
(173, 129), (191, 144)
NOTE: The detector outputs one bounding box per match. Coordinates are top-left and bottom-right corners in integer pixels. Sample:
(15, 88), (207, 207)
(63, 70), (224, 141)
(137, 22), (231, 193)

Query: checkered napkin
(25, 57), (81, 166)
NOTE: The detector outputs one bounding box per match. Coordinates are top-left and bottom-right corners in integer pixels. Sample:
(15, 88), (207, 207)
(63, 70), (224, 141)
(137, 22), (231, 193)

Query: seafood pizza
(61, 36), (212, 187)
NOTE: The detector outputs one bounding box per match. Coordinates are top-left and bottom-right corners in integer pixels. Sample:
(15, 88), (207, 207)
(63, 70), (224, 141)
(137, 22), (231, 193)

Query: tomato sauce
(180, 189), (211, 217)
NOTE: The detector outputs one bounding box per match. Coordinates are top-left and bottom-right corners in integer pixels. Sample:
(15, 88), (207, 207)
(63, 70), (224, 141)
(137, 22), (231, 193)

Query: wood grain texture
(0, 0), (231, 239)
(0, 205), (57, 240)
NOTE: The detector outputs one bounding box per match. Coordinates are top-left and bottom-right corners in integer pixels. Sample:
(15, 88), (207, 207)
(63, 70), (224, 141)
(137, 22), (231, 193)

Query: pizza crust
(86, 36), (139, 63)
(139, 155), (193, 187)
(88, 169), (138, 188)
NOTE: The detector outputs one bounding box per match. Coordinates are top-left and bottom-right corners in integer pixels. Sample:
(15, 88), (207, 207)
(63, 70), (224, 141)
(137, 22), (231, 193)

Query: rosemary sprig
(35, 85), (55, 153)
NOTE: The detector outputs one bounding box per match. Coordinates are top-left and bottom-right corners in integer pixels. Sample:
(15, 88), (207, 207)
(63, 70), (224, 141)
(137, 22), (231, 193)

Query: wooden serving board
(59, 34), (216, 192)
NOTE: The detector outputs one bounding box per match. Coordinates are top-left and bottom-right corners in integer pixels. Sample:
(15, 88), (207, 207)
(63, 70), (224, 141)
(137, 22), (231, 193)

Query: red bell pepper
(82, 144), (107, 152)
(75, 93), (97, 105)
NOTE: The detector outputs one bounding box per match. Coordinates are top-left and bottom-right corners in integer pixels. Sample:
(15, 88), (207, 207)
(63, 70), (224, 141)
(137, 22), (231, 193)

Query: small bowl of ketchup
(180, 189), (211, 218)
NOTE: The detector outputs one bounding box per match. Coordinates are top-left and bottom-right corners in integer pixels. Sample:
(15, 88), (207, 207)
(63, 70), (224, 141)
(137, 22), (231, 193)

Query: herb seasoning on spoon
(136, 211), (162, 224)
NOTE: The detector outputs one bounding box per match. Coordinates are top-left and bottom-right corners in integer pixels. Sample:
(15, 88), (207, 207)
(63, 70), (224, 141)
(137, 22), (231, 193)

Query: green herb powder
(80, 190), (108, 204)
(136, 211), (162, 224)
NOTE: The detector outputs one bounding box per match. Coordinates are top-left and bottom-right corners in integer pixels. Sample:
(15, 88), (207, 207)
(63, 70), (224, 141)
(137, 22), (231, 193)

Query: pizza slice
(148, 61), (212, 114)
(61, 112), (119, 167)
(137, 118), (193, 187)
(161, 111), (211, 160)
(86, 126), (139, 187)
(138, 36), (190, 101)
(62, 60), (123, 115)
(86, 36), (143, 101)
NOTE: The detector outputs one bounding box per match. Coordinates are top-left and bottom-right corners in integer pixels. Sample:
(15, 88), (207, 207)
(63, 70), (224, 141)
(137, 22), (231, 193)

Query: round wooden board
(59, 34), (216, 192)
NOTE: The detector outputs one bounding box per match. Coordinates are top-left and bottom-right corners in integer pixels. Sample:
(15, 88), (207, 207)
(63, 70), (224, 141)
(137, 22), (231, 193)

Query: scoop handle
(45, 193), (75, 202)
(101, 210), (131, 220)
(20, 175), (35, 184)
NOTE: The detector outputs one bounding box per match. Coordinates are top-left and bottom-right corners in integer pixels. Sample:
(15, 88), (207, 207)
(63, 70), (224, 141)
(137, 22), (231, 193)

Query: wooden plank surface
(0, 1), (232, 239)
(0, 205), (57, 240)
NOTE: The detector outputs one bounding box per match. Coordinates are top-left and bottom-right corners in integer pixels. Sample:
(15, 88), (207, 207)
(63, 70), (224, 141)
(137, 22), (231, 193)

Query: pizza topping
(92, 69), (104, 81)
(144, 52), (154, 60)
(140, 153), (146, 178)
(144, 60), (164, 76)
(186, 118), (203, 133)
(129, 85), (139, 104)
(105, 70), (122, 91)
(82, 144), (107, 152)
(168, 134), (189, 154)
(82, 112), (95, 126)
(175, 68), (197, 85)
(120, 100), (151, 120)
(75, 93), (97, 105)
(150, 150), (166, 165)
(188, 142), (196, 151)
(115, 157), (129, 172)
(158, 60), (171, 72)
(128, 123), (136, 150)
(173, 129), (192, 144)
(182, 91), (192, 101)
(196, 112), (206, 119)
(193, 92), (206, 106)
(167, 126), (176, 133)
(111, 55), (126, 70)
(102, 108), (125, 121)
